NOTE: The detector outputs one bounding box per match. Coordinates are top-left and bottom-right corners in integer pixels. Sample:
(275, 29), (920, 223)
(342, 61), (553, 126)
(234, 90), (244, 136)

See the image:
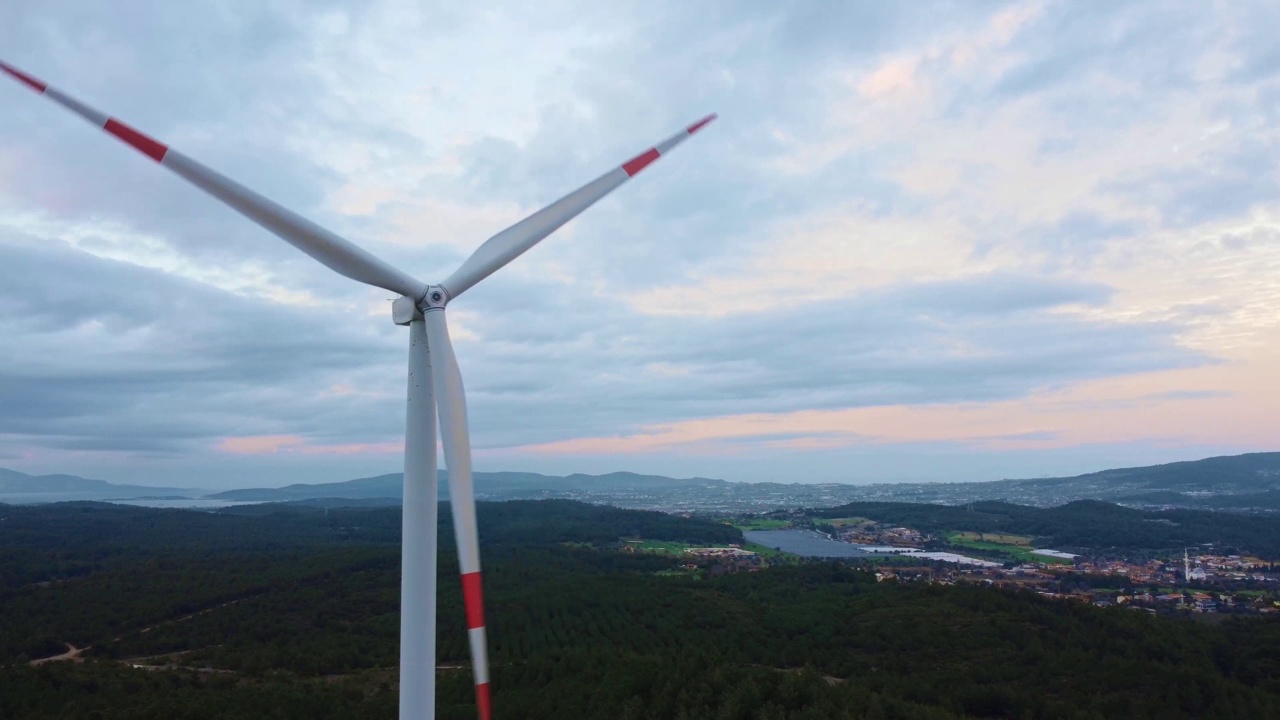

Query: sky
(1, 0), (1278, 490)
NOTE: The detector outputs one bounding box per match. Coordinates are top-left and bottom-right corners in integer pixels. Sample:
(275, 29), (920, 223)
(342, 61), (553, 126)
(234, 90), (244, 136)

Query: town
(649, 513), (1280, 616)
(877, 554), (1280, 615)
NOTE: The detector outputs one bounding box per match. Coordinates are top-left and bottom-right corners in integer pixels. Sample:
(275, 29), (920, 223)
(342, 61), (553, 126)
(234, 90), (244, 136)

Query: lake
(744, 529), (1002, 567)
(0, 493), (253, 509)
(744, 529), (875, 557)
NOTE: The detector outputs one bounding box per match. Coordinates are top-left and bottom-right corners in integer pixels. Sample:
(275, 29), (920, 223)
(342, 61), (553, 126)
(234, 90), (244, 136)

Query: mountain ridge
(3, 451), (1279, 509)
(0, 468), (192, 497)
(927, 451), (1280, 506)
(206, 470), (730, 501)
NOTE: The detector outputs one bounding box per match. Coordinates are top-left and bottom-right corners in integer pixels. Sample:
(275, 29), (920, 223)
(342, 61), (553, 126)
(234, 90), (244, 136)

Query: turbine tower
(1, 60), (715, 720)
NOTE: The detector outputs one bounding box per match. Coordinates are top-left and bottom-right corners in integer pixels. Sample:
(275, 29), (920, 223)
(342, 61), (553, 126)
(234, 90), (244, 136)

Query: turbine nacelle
(392, 295), (421, 325)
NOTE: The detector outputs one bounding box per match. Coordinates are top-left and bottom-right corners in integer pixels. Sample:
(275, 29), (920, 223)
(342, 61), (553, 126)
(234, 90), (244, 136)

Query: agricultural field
(625, 539), (695, 554)
(731, 518), (792, 531)
(626, 538), (789, 565)
(742, 541), (794, 559)
(950, 531), (1034, 546)
(945, 532), (1074, 565)
(825, 517), (874, 529)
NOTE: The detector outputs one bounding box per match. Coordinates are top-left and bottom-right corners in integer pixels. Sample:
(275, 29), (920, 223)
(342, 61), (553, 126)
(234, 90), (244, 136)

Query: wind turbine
(1, 60), (715, 720)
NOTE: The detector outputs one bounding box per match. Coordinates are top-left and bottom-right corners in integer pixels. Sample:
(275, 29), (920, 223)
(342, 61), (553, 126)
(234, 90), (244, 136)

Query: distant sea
(0, 493), (253, 509)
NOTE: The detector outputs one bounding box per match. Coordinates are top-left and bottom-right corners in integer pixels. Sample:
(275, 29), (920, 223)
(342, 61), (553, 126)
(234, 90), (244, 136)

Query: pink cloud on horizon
(217, 435), (305, 455)
(210, 350), (1280, 466)
(217, 435), (402, 456)
(505, 356), (1280, 458)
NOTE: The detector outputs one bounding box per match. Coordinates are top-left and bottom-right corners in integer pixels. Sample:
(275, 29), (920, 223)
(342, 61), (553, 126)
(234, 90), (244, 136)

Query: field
(950, 531), (1034, 546)
(945, 532), (1074, 565)
(825, 517), (874, 528)
(731, 518), (792, 531)
(626, 539), (695, 554)
(626, 538), (791, 563)
(743, 541), (794, 559)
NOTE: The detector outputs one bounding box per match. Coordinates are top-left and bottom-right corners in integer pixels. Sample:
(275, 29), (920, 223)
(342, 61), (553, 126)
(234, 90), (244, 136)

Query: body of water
(0, 493), (253, 509)
(744, 529), (874, 557)
(109, 497), (254, 509)
(744, 529), (1001, 567)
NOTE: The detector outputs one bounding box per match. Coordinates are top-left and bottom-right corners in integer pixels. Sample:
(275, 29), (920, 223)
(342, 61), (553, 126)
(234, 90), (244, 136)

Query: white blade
(441, 114), (717, 299)
(422, 309), (491, 720)
(0, 60), (427, 300)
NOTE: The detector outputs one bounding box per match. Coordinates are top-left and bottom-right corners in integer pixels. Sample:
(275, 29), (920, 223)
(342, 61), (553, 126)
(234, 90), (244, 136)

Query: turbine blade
(0, 60), (427, 300)
(422, 309), (491, 720)
(441, 113), (717, 299)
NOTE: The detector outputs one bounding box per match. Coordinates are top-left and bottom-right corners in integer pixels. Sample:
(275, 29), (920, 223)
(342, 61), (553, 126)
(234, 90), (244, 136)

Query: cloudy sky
(1, 1), (1278, 489)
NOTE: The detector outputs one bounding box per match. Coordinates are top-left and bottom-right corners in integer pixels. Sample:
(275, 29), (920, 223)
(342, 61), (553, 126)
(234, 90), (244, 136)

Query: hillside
(206, 470), (728, 501)
(0, 468), (191, 497)
(0, 466), (729, 505)
(6, 450), (1280, 511)
(1001, 452), (1280, 496)
(816, 498), (1280, 555)
(3, 501), (1280, 718)
(848, 452), (1280, 509)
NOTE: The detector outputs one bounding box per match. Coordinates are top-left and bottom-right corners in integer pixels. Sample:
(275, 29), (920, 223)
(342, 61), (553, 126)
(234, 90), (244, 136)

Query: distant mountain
(815, 497), (1280, 555)
(206, 470), (728, 502)
(859, 452), (1280, 510)
(1000, 452), (1280, 504)
(0, 468), (193, 498)
(204, 473), (403, 501)
(8, 451), (1280, 512)
(1017, 452), (1280, 493)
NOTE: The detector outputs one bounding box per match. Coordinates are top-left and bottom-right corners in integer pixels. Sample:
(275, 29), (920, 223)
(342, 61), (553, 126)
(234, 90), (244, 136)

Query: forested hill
(8, 450), (1280, 510)
(0, 467), (189, 496)
(4, 501), (1280, 718)
(0, 499), (741, 587)
(0, 467), (728, 503)
(964, 451), (1280, 506)
(1028, 452), (1280, 492)
(816, 499), (1280, 555)
(207, 470), (728, 501)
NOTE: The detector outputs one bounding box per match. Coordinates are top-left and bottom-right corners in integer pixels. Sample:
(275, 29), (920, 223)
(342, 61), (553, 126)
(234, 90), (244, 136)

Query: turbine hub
(391, 285), (450, 325)
(421, 285), (450, 312)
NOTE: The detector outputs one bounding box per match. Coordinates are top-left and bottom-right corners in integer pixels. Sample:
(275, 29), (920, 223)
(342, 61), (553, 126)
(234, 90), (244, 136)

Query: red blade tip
(687, 113), (717, 134)
(0, 61), (47, 93)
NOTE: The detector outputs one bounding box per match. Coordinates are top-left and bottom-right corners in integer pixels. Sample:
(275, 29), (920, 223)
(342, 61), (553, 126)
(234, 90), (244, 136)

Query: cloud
(217, 435), (401, 456)
(509, 357), (1276, 461)
(1034, 212), (1143, 262)
(0, 241), (406, 457)
(218, 436), (307, 455)
(0, 228), (1199, 468)
(447, 271), (1201, 451)
(858, 57), (921, 99)
(1, 0), (1278, 487)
